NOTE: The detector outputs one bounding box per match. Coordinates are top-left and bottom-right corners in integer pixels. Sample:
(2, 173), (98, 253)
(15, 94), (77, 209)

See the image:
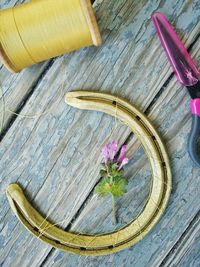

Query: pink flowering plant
(95, 140), (129, 224)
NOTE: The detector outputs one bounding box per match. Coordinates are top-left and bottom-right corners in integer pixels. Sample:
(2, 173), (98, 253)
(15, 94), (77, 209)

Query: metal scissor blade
(152, 12), (200, 86)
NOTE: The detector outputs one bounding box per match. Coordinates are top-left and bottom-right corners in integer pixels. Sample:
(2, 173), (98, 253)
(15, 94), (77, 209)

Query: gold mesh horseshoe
(6, 91), (172, 255)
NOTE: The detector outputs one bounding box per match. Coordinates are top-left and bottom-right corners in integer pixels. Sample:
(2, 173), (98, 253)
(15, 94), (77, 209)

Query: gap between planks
(0, 59), (55, 141)
(159, 209), (200, 267)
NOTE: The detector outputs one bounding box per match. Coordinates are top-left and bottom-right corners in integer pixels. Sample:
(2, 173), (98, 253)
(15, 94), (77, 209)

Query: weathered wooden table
(0, 0), (200, 266)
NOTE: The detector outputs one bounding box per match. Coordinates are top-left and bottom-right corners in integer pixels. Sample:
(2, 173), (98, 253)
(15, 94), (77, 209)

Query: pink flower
(109, 140), (118, 160)
(117, 145), (129, 169)
(117, 145), (127, 162)
(101, 140), (118, 162)
(118, 157), (129, 170)
(101, 140), (129, 169)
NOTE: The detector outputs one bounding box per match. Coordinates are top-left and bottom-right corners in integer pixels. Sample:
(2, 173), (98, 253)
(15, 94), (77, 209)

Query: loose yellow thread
(0, 55), (67, 133)
(0, 0), (101, 72)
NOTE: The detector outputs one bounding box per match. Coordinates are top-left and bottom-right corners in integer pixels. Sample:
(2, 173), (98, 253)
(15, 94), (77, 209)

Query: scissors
(152, 12), (200, 167)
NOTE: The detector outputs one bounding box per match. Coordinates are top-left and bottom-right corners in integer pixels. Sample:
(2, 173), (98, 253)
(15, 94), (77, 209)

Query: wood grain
(162, 210), (200, 267)
(0, 0), (200, 266)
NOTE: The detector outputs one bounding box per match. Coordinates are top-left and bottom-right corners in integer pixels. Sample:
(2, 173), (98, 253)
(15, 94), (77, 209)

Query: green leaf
(99, 163), (108, 177)
(95, 177), (111, 197)
(95, 176), (128, 198)
(99, 169), (107, 177)
(110, 176), (128, 197)
(110, 164), (124, 178)
(111, 163), (118, 170)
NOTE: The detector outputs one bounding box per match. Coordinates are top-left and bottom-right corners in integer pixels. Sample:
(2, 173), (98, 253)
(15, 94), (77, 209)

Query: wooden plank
(41, 38), (200, 267)
(0, 0), (199, 266)
(0, 61), (50, 131)
(162, 211), (200, 267)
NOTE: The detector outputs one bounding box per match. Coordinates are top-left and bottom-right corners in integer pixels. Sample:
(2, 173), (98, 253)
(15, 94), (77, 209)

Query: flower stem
(111, 194), (117, 225)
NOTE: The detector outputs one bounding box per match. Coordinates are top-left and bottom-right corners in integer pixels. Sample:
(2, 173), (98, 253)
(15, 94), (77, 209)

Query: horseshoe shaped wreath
(6, 91), (172, 256)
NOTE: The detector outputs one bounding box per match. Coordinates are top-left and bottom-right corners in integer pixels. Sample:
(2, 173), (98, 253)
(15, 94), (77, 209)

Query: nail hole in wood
(152, 136), (156, 140)
(112, 101), (117, 106)
(55, 240), (61, 244)
(33, 227), (39, 232)
(80, 247), (86, 251)
(108, 245), (114, 249)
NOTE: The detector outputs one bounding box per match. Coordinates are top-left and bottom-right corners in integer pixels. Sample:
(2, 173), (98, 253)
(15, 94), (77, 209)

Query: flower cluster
(95, 140), (129, 224)
(101, 140), (129, 171)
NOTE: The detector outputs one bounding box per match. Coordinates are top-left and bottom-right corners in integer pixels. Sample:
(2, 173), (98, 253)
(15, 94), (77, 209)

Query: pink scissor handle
(190, 98), (200, 117)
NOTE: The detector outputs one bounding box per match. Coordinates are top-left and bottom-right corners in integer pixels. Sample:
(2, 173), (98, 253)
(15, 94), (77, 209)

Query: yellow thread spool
(0, 0), (102, 73)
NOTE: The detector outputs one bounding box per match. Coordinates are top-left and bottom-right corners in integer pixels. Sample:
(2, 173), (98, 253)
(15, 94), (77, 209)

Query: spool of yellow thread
(0, 0), (102, 73)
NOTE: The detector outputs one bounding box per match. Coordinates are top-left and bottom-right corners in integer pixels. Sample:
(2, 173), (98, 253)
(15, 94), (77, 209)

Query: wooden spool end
(81, 0), (102, 46)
